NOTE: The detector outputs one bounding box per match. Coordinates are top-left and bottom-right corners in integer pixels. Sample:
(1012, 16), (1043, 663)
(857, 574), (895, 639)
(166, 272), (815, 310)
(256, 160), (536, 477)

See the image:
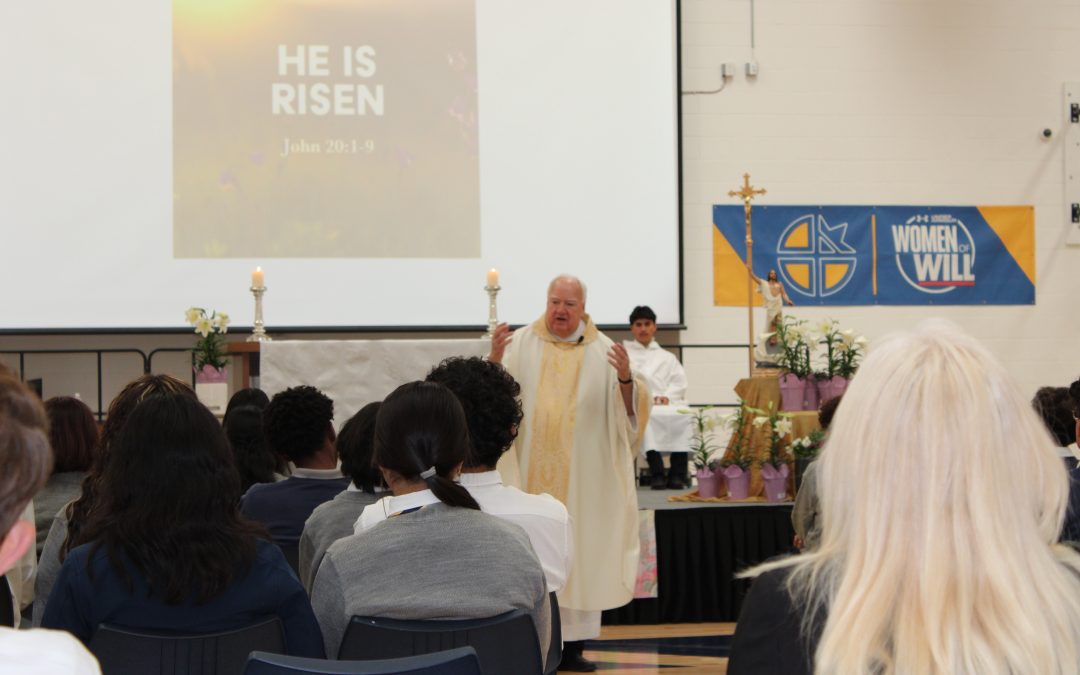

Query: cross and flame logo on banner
(712, 205), (1034, 306)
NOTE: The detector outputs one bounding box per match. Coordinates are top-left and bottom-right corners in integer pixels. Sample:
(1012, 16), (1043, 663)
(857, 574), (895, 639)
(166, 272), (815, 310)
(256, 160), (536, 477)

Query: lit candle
(252, 266), (265, 287)
(486, 268), (499, 287)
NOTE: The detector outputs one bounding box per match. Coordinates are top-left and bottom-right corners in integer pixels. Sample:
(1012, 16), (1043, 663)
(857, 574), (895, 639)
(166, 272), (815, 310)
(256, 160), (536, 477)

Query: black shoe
(559, 650), (598, 672)
(666, 452), (690, 489)
(646, 450), (667, 491)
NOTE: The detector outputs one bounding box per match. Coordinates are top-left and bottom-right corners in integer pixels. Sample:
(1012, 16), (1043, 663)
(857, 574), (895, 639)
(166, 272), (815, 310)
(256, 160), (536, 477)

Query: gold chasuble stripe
(526, 341), (585, 503)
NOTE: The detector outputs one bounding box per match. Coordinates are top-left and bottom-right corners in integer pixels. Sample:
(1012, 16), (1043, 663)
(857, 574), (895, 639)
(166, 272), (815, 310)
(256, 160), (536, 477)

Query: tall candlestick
(483, 278), (501, 339)
(246, 280), (272, 344)
(251, 266), (264, 288)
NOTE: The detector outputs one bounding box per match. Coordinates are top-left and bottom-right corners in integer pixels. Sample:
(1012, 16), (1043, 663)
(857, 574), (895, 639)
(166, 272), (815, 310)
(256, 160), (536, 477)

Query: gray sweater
(298, 489), (379, 592)
(310, 502), (549, 664)
(33, 473), (84, 557)
(33, 504), (71, 626)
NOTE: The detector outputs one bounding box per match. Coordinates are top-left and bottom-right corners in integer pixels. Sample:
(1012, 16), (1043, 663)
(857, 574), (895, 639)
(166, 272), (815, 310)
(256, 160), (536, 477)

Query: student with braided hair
(310, 381), (549, 664)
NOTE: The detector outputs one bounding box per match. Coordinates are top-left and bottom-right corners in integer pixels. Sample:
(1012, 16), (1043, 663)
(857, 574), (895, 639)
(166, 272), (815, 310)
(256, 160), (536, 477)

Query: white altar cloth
(641, 405), (694, 455)
(261, 339), (489, 425)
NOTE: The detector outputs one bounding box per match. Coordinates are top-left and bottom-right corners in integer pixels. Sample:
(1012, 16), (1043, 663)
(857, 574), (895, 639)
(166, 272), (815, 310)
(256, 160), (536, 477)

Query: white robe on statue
(497, 314), (650, 614)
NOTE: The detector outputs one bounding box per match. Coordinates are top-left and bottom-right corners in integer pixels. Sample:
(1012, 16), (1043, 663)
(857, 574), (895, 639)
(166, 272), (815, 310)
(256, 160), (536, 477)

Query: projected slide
(172, 0), (480, 258)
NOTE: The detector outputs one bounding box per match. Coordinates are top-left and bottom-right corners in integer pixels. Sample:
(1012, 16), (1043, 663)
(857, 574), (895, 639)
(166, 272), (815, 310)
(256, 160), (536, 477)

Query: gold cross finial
(728, 173), (766, 203)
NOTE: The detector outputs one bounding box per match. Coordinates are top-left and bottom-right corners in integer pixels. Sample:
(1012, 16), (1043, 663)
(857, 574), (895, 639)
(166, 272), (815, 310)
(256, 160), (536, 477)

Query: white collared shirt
(289, 466), (346, 480)
(356, 489), (443, 532)
(355, 472), (574, 592)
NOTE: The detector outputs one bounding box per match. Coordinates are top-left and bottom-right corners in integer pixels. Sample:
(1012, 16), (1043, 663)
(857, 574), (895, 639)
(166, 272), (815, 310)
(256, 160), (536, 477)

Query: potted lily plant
(680, 407), (723, 498)
(774, 316), (813, 411)
(751, 402), (793, 502)
(185, 307), (230, 414)
(790, 428), (826, 492)
(720, 403), (754, 499)
(820, 322), (867, 402)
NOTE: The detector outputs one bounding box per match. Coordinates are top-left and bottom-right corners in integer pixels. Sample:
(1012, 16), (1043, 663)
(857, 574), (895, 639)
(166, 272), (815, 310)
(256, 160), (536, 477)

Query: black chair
(0, 576), (15, 628)
(338, 610), (542, 675)
(244, 647), (481, 675)
(544, 593), (561, 675)
(89, 617), (286, 675)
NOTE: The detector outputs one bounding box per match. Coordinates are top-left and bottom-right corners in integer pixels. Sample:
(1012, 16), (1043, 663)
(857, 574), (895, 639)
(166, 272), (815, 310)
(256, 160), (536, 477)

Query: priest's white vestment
(498, 314), (650, 612)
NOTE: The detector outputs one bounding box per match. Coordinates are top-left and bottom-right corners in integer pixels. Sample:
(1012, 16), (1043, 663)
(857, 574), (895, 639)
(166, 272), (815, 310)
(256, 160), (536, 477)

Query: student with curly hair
(240, 386), (348, 555)
(42, 394), (323, 657)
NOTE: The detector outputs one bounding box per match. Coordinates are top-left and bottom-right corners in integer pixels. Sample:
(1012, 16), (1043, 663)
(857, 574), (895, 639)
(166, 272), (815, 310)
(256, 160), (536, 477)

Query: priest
(490, 274), (650, 672)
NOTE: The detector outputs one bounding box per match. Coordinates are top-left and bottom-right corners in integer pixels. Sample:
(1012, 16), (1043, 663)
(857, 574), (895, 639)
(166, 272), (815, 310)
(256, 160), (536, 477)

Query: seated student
(224, 402), (284, 493)
(34, 374), (195, 626)
(312, 382), (549, 663)
(240, 386), (348, 552)
(624, 305), (691, 489)
(356, 357), (572, 593)
(729, 322), (1080, 675)
(1042, 384), (1080, 543)
(35, 397), (98, 557)
(41, 394), (323, 657)
(299, 402), (384, 592)
(790, 394), (842, 551)
(0, 374), (100, 674)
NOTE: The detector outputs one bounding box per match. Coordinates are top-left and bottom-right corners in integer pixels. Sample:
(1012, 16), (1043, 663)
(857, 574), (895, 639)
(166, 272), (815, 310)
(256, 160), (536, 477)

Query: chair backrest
(244, 647), (481, 675)
(0, 576), (15, 628)
(544, 593), (561, 675)
(89, 616), (286, 675)
(338, 610), (542, 675)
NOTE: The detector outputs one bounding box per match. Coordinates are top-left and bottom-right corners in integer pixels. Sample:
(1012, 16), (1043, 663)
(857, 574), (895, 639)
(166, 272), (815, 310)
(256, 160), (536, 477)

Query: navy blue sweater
(241, 476), (350, 547)
(41, 539), (324, 658)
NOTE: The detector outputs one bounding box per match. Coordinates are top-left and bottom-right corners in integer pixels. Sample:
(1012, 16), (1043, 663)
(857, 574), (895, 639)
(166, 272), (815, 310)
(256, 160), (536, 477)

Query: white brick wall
(680, 0), (1080, 404)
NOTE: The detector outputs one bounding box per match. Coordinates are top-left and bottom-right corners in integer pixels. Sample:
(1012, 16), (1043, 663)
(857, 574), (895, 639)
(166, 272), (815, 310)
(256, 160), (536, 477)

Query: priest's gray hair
(548, 274), (588, 304)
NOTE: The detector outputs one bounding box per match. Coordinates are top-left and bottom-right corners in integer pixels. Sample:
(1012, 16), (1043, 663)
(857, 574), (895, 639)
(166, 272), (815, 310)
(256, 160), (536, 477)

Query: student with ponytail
(310, 382), (550, 663)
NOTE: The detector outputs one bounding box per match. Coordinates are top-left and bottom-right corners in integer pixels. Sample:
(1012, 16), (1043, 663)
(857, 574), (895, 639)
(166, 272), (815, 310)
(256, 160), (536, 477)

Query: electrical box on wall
(1065, 84), (1080, 245)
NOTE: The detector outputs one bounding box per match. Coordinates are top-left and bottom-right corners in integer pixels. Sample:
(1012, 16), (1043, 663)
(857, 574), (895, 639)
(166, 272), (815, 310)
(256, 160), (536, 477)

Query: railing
(0, 349), (150, 421)
(1, 341), (756, 416)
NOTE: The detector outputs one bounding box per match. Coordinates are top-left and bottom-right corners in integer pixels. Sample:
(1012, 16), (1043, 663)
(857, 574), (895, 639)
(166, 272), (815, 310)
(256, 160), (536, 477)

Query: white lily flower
(195, 317), (213, 337)
(775, 418), (793, 437)
(185, 307), (202, 325)
(752, 416), (768, 428)
(214, 312), (230, 334)
(721, 412), (740, 430)
(818, 319), (834, 335)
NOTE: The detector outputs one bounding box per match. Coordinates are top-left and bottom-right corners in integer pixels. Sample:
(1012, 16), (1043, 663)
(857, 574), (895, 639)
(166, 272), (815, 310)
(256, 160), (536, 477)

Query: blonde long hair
(749, 321), (1080, 674)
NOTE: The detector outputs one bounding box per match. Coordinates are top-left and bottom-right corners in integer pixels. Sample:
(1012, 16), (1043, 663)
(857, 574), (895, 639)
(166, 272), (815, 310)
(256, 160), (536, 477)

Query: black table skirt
(602, 505), (795, 624)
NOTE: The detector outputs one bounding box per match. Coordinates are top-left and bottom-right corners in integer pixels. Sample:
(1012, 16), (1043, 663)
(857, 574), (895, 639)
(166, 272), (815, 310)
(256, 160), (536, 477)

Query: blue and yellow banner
(713, 205), (1035, 306)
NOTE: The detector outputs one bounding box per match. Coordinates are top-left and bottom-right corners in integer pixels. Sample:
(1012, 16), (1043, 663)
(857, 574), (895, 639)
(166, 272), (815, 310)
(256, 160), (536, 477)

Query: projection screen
(0, 0), (682, 331)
